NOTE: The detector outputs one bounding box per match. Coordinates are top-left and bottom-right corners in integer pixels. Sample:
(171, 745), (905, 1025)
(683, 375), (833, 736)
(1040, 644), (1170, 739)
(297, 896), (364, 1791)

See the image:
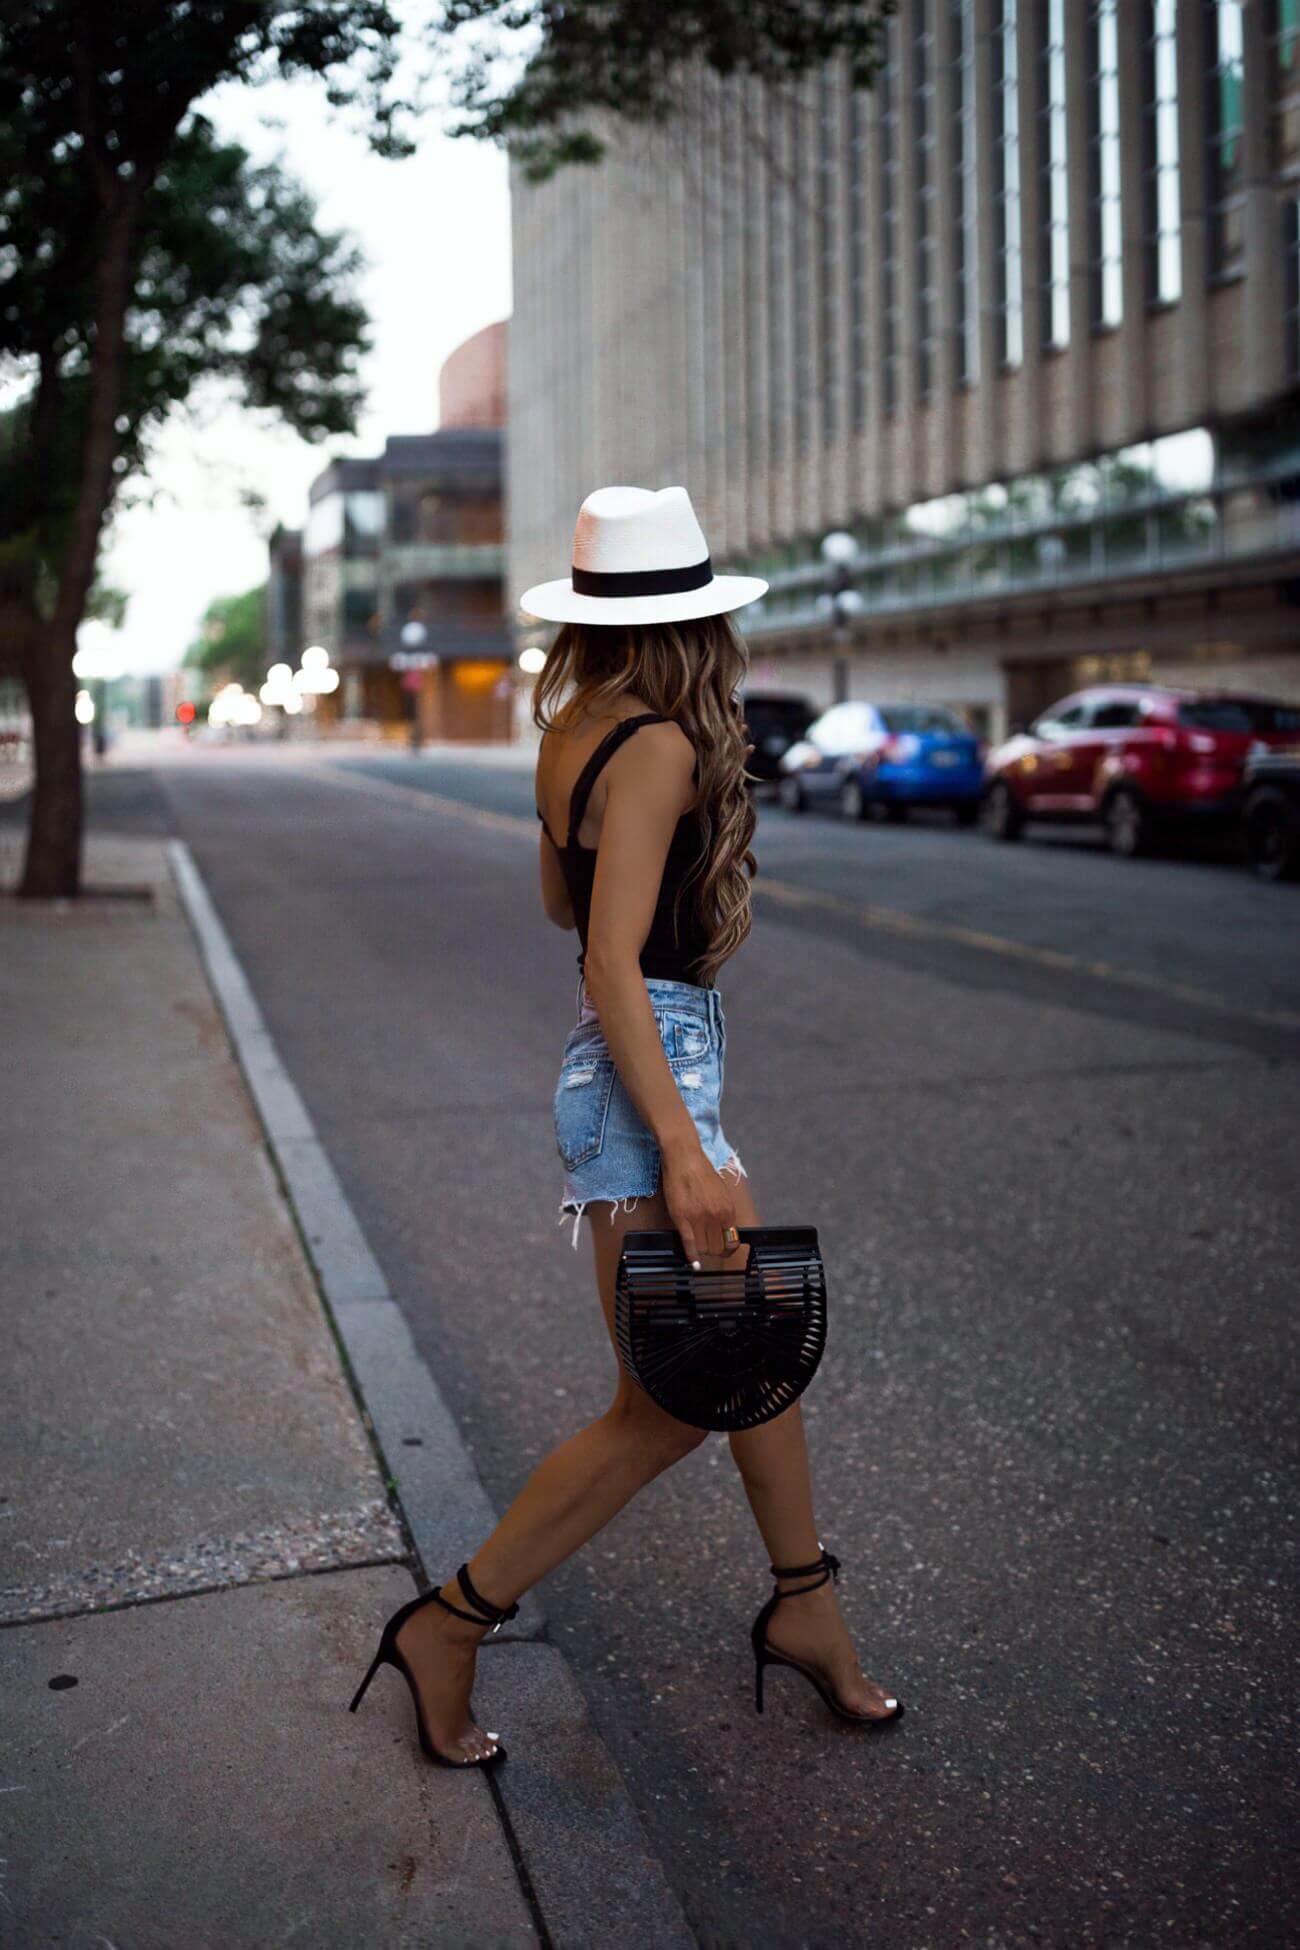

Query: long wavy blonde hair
(531, 614), (757, 985)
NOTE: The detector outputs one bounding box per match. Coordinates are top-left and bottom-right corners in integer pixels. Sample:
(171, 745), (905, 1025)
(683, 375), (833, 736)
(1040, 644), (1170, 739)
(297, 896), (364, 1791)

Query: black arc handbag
(614, 1226), (828, 1432)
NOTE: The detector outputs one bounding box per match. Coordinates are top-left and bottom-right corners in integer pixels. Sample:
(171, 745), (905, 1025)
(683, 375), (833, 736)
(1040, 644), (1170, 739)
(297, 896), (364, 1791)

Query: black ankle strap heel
(768, 1546), (842, 1593)
(750, 1545), (903, 1727)
(428, 1563), (521, 1635)
(348, 1563), (519, 1768)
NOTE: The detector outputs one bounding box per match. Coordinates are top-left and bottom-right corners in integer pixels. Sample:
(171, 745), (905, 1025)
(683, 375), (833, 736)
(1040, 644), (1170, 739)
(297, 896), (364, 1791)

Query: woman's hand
(660, 1138), (738, 1264)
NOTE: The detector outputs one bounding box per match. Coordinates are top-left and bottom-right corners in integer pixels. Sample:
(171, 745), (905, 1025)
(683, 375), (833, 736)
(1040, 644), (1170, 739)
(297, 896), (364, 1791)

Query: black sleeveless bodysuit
(536, 713), (713, 988)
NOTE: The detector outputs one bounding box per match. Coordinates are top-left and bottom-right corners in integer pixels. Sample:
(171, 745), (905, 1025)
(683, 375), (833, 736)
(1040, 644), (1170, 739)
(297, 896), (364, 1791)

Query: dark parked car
(778, 700), (985, 822)
(981, 684), (1300, 855)
(741, 689), (816, 784)
(1240, 748), (1300, 881)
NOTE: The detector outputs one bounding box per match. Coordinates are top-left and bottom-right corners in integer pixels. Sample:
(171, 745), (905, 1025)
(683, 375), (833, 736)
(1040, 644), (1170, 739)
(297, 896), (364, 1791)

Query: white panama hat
(519, 484), (768, 627)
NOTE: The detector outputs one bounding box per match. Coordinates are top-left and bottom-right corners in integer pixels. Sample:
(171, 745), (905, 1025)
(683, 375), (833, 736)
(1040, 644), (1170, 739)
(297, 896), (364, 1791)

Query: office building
(297, 324), (513, 740)
(509, 3), (1300, 738)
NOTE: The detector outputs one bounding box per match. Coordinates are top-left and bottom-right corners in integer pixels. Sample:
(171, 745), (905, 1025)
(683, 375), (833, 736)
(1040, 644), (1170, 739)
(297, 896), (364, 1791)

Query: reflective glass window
(1041, 0), (1071, 347)
(914, 12), (938, 398)
(1207, 1), (1247, 277)
(1143, 0), (1182, 303)
(993, 0), (1025, 366)
(849, 86), (870, 430)
(1087, 1), (1124, 327)
(880, 22), (902, 412)
(952, 0), (980, 384)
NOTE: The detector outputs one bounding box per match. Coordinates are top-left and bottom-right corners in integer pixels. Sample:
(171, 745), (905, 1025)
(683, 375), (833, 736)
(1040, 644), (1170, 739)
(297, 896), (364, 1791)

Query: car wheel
(981, 780), (1023, 842)
(777, 774), (807, 813)
(1243, 786), (1300, 882)
(1105, 787), (1150, 858)
(839, 775), (869, 821)
(954, 803), (980, 828)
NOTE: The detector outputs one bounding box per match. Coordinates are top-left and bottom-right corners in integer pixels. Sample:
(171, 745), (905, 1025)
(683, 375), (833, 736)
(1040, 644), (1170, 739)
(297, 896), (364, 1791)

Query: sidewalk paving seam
(2, 1554), (411, 1632)
(167, 838), (697, 1950)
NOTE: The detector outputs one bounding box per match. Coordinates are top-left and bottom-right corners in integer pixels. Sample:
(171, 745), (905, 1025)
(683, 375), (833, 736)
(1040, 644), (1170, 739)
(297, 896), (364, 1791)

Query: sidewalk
(1, 835), (689, 1947)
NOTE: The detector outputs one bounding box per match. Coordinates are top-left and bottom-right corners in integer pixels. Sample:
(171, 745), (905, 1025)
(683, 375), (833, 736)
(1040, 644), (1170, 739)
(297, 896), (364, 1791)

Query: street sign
(389, 650), (438, 672)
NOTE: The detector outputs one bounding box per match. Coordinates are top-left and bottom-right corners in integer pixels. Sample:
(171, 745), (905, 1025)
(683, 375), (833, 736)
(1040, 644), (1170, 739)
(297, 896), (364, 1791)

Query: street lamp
(398, 619), (430, 752)
(820, 531), (863, 703)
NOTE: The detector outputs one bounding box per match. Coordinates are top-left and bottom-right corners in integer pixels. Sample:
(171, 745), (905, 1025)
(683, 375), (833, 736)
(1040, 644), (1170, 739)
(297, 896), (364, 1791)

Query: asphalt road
(332, 747), (1300, 1024)
(76, 751), (1300, 1946)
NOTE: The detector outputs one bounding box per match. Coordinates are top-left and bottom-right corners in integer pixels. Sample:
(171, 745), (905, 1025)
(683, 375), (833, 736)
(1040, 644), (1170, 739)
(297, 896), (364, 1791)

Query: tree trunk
(18, 176), (140, 899)
(18, 622), (83, 899)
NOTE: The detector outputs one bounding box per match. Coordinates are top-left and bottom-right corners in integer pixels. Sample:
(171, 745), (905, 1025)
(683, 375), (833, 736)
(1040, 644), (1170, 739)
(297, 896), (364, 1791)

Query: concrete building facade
(294, 323), (514, 741)
(508, 2), (1300, 740)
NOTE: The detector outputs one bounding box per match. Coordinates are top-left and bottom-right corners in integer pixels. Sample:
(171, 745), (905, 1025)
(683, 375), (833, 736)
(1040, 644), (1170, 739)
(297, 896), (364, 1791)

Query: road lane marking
(751, 875), (1300, 1034)
(305, 760), (1300, 1035)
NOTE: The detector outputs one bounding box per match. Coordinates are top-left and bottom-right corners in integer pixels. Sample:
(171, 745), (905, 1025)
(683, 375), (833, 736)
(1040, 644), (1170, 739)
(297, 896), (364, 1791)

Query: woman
(350, 487), (902, 1766)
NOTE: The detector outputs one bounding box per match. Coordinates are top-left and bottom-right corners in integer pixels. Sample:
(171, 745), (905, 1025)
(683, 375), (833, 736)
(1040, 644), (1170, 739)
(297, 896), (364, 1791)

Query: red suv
(981, 684), (1300, 856)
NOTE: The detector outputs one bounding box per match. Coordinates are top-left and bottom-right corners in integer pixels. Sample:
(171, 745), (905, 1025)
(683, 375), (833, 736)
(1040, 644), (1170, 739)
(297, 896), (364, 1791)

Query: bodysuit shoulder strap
(566, 713), (669, 847)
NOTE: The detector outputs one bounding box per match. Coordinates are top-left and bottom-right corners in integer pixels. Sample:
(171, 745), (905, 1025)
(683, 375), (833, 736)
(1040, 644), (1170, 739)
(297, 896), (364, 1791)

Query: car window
(879, 706), (965, 735)
(1091, 700), (1142, 729)
(1179, 699), (1300, 734)
(810, 704), (874, 753)
(1034, 701), (1088, 737)
(744, 699), (813, 731)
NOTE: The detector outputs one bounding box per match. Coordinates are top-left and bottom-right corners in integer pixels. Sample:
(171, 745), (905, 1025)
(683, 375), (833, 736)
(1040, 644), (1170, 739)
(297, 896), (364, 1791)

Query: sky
(99, 45), (513, 676)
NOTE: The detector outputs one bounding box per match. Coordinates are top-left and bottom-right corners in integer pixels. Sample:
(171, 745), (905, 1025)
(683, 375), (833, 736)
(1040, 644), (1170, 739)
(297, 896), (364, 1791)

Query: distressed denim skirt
(553, 976), (747, 1248)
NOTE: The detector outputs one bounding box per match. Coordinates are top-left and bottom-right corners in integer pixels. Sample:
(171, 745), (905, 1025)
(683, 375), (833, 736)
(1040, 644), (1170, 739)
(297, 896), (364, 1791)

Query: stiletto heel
(750, 1546), (903, 1727)
(349, 1562), (519, 1768)
(348, 1647), (386, 1713)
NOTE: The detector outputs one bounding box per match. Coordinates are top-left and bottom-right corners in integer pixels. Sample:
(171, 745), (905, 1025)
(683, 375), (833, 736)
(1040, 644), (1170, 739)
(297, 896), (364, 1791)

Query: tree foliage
(185, 584), (268, 693)
(438, 0), (897, 179)
(0, 0), (895, 895)
(0, 1), (404, 894)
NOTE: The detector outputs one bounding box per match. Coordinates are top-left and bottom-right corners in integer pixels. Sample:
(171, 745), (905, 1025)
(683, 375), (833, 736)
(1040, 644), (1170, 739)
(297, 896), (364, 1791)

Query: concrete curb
(167, 839), (696, 1950)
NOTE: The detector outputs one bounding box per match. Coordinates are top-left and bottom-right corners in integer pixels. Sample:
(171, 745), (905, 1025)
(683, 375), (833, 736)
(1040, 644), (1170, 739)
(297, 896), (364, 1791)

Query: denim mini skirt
(553, 975), (746, 1248)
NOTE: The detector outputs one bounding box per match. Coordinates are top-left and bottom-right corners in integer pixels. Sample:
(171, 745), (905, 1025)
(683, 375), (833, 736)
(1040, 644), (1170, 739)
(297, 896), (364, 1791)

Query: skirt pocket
(554, 1053), (618, 1170)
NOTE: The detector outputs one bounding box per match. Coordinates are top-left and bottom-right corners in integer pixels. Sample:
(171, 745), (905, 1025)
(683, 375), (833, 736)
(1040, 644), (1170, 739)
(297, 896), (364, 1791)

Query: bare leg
(723, 1174), (897, 1718)
(396, 1190), (705, 1762)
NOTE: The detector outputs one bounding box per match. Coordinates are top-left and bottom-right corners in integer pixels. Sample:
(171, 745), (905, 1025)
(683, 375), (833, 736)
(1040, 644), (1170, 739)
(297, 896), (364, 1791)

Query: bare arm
(582, 723), (736, 1262)
(538, 829), (575, 930)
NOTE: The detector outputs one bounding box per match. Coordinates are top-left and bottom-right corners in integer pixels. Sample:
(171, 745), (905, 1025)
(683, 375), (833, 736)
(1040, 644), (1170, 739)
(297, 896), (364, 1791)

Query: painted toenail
(884, 1697), (898, 1709)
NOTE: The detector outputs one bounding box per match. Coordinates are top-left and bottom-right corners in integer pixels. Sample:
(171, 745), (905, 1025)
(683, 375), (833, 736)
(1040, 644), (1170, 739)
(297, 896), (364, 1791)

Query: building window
(1286, 201), (1300, 378)
(1272, 0), (1300, 182)
(1206, 0), (1246, 278)
(746, 89), (765, 463)
(1142, 0), (1182, 304)
(1040, 0), (1071, 347)
(1087, 0), (1123, 327)
(793, 93), (814, 455)
(993, 0), (1024, 368)
(819, 66), (840, 445)
(849, 86), (870, 429)
(768, 109), (789, 462)
(952, 0), (979, 386)
(914, 13), (938, 399)
(880, 23), (902, 412)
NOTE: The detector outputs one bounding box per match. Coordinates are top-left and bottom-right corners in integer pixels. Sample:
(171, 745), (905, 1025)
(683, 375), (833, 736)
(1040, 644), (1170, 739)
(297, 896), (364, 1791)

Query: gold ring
(723, 1226), (740, 1246)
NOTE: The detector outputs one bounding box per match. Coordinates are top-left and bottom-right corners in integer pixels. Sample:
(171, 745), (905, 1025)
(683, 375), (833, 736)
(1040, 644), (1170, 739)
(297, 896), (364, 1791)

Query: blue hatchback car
(777, 701), (986, 823)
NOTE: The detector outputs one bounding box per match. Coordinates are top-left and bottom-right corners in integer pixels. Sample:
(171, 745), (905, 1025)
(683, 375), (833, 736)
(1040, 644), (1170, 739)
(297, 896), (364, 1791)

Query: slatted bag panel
(614, 1227), (828, 1432)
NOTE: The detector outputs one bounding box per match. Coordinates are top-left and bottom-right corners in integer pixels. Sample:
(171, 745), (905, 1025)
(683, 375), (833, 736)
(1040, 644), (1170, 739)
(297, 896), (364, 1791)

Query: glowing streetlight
(820, 531), (862, 703)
